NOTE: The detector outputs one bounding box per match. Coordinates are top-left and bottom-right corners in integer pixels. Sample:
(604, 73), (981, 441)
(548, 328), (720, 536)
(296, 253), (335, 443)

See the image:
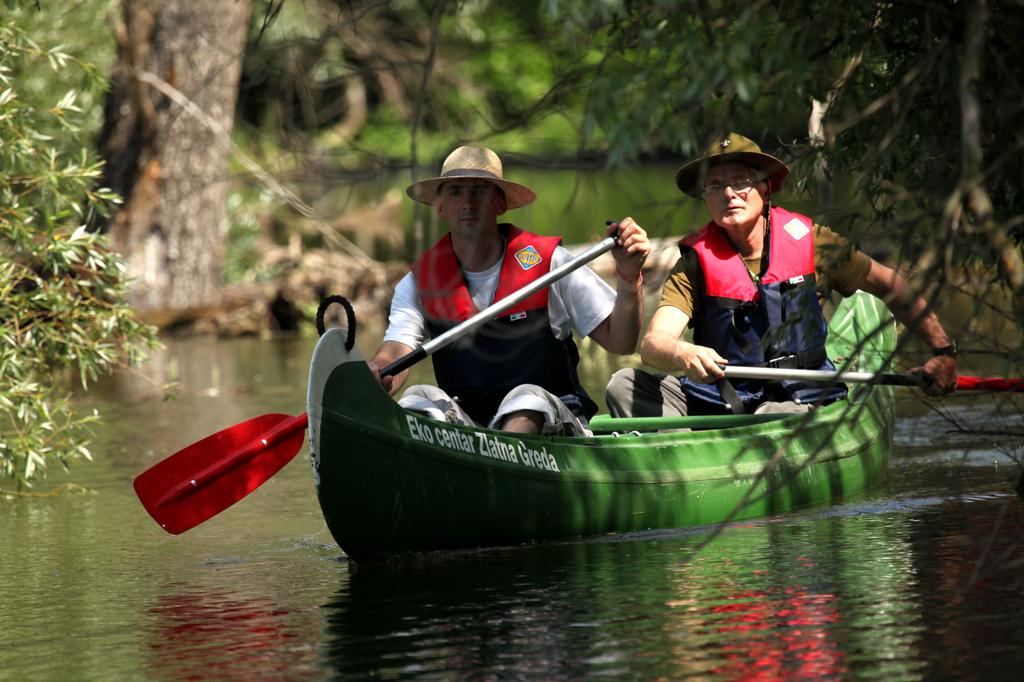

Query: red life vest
(677, 206), (846, 411)
(682, 206), (816, 302)
(414, 225), (560, 322)
(412, 224), (596, 424)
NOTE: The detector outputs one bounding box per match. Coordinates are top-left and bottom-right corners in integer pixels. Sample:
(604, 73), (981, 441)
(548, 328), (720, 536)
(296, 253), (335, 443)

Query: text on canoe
(405, 414), (560, 472)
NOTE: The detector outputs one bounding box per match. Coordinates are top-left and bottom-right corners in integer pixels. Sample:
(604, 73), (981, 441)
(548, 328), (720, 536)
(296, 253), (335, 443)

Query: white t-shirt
(383, 245), (616, 349)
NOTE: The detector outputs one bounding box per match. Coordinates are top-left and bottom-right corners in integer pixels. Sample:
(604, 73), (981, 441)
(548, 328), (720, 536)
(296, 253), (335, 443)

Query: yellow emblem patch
(514, 245), (543, 270)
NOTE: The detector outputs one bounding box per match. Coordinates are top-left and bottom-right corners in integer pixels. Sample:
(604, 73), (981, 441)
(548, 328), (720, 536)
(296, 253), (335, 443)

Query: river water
(3, 327), (1023, 681)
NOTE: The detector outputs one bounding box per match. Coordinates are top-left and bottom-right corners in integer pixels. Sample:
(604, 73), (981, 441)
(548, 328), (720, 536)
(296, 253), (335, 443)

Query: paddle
(134, 235), (619, 534)
(721, 366), (1024, 391)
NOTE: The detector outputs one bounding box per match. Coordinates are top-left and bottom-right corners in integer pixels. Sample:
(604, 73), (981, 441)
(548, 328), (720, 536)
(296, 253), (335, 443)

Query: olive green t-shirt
(658, 224), (872, 320)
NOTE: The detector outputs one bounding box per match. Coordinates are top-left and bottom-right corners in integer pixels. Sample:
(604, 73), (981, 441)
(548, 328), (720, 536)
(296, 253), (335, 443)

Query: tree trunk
(96, 0), (252, 312)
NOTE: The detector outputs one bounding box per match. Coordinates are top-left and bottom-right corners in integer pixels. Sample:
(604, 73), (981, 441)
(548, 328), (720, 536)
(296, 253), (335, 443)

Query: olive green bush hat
(674, 132), (790, 199)
(406, 146), (537, 209)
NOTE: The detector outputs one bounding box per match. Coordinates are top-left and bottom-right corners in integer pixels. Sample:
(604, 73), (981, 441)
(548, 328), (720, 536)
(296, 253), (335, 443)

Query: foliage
(236, 0), (605, 173)
(542, 0), (1024, 354)
(0, 14), (159, 485)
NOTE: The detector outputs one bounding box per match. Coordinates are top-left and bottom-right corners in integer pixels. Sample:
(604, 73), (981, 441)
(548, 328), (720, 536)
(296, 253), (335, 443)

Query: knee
(605, 368), (639, 402)
(493, 385), (556, 433)
(399, 384), (440, 401)
(502, 383), (543, 401)
(499, 409), (544, 434)
(605, 368), (641, 416)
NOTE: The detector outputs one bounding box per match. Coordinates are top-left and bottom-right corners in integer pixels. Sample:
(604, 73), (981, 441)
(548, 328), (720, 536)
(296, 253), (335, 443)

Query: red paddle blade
(956, 375), (1024, 392)
(133, 412), (308, 535)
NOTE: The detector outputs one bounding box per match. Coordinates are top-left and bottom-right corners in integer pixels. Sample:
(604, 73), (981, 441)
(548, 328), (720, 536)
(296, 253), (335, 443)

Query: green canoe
(307, 291), (895, 563)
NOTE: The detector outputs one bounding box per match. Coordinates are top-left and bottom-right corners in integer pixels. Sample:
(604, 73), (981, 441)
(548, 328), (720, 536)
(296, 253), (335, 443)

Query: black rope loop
(315, 295), (356, 351)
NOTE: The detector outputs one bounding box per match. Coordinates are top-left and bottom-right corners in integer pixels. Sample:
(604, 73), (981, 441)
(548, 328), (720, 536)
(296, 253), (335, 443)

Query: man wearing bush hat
(370, 145), (650, 435)
(606, 132), (957, 418)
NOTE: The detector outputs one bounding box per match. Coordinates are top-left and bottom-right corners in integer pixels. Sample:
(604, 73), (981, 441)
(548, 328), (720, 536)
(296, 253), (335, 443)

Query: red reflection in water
(708, 584), (845, 680)
(147, 590), (301, 680)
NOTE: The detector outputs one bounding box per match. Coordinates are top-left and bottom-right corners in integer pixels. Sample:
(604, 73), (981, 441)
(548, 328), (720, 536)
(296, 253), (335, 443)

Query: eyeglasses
(701, 177), (764, 198)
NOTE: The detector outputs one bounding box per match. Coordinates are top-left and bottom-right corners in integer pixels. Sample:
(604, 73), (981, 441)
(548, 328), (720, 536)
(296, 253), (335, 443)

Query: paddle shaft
(723, 366), (1022, 391)
(724, 366), (920, 386)
(379, 236), (618, 378)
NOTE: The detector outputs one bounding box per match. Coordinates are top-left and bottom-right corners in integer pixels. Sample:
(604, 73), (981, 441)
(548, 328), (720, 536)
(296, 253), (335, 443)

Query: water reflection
(147, 589), (303, 679)
(320, 543), (676, 678)
(318, 514), (882, 678)
(907, 493), (1024, 680)
(312, 493), (1024, 679)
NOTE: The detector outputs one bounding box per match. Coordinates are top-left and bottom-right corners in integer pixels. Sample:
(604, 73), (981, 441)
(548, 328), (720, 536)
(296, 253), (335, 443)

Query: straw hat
(406, 146), (537, 209)
(674, 132), (790, 199)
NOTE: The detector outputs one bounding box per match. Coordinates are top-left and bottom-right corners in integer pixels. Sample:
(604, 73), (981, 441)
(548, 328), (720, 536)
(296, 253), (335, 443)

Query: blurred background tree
(93, 0), (253, 314)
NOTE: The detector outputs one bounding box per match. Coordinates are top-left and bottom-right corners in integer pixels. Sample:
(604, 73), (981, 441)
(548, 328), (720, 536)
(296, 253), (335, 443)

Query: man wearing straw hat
(606, 132), (957, 418)
(369, 146), (650, 435)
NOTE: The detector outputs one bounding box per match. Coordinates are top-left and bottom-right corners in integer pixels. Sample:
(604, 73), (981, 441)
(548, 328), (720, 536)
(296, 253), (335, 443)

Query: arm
(368, 340), (415, 396)
(860, 258), (957, 395)
(588, 217), (650, 354)
(639, 306), (728, 383)
(368, 272), (423, 397)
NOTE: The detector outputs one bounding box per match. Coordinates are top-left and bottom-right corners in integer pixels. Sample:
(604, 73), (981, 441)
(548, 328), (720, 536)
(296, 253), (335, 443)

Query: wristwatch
(931, 340), (959, 357)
